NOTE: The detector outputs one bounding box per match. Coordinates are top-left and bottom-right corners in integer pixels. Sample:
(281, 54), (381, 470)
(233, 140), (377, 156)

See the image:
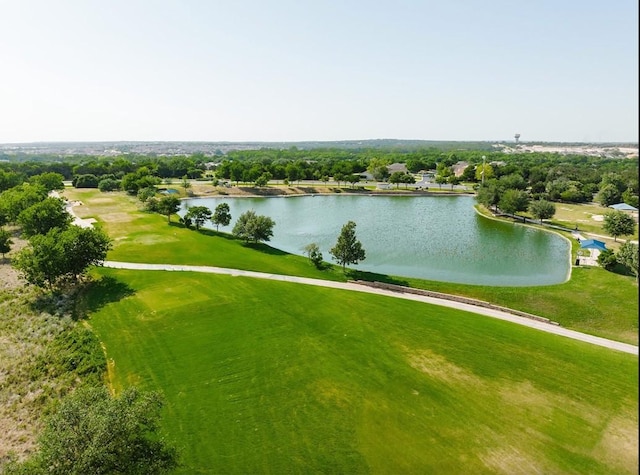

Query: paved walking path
(103, 261), (638, 355)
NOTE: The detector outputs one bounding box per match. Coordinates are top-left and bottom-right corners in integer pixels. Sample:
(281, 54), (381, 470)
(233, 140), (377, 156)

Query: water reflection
(182, 195), (569, 286)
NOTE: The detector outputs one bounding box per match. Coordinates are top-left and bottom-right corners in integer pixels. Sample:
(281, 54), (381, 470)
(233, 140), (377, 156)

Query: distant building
(609, 203), (639, 221)
(452, 161), (469, 177)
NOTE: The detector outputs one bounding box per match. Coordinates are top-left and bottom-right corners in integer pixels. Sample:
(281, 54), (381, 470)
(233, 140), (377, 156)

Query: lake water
(181, 195), (570, 286)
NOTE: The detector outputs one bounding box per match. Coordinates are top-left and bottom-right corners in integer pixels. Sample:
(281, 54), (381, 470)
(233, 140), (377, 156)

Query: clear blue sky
(1, 0), (637, 143)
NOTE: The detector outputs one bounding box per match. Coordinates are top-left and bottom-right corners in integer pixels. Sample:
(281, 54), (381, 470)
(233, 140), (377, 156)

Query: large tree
(156, 195), (181, 223)
(13, 226), (111, 290)
(232, 210), (275, 243)
(184, 205), (212, 230)
(617, 241), (639, 281)
(330, 220), (366, 270)
(528, 199), (556, 223)
(602, 211), (636, 242)
(499, 189), (529, 219)
(13, 386), (178, 474)
(17, 197), (73, 237)
(212, 203), (231, 231)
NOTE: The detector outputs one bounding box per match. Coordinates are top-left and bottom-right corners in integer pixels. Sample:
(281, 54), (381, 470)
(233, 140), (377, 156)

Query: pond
(181, 195), (570, 286)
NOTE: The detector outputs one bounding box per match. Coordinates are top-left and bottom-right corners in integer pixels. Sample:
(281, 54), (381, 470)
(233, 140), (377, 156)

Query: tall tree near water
(212, 203), (232, 231)
(157, 195), (181, 224)
(330, 221), (366, 271)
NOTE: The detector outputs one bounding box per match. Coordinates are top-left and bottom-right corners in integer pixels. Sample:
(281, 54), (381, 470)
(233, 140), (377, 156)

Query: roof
(609, 203), (638, 211)
(580, 239), (607, 251)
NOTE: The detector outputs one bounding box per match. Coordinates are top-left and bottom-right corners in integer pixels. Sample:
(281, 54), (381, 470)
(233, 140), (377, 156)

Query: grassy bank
(86, 268), (638, 474)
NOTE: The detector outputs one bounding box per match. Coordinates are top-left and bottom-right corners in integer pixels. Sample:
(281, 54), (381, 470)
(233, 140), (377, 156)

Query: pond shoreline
(184, 183), (475, 199)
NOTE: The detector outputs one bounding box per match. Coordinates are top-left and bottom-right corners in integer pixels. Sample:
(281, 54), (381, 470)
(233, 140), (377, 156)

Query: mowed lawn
(87, 268), (638, 474)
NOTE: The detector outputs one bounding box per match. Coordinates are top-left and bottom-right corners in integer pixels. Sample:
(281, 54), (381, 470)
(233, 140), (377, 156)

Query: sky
(0, 0), (638, 144)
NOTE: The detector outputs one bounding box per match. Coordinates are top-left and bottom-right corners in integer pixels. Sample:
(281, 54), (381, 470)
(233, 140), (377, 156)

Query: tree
(0, 183), (48, 223)
(617, 241), (639, 281)
(499, 189), (529, 219)
(597, 249), (617, 271)
(98, 178), (120, 192)
(602, 211), (636, 242)
(330, 221), (366, 270)
(137, 186), (158, 203)
(73, 174), (100, 188)
(17, 197), (72, 237)
(13, 386), (178, 474)
(212, 203), (231, 231)
(596, 184), (622, 207)
(304, 242), (323, 268)
(528, 199), (556, 223)
(156, 195), (181, 223)
(184, 205), (212, 230)
(388, 171), (405, 189)
(13, 226), (111, 290)
(232, 210), (275, 243)
(476, 180), (501, 212)
(30, 172), (65, 192)
(0, 228), (12, 260)
(475, 163), (494, 182)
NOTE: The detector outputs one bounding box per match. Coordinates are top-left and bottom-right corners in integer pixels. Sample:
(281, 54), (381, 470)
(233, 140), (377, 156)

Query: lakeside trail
(102, 260), (638, 356)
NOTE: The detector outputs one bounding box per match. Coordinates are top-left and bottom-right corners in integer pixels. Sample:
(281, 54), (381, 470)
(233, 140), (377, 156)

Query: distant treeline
(1, 147), (638, 206)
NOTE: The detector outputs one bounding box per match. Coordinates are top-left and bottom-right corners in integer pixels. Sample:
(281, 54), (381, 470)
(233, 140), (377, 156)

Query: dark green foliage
(304, 242), (324, 268)
(330, 220), (366, 270)
(11, 387), (178, 474)
(528, 199), (556, 223)
(499, 189), (529, 217)
(617, 241), (639, 280)
(0, 228), (13, 258)
(597, 249), (617, 271)
(212, 202), (231, 231)
(0, 183), (48, 223)
(232, 210), (275, 243)
(121, 168), (161, 194)
(137, 186), (158, 203)
(30, 172), (65, 192)
(602, 211), (636, 241)
(98, 178), (120, 192)
(597, 184), (622, 207)
(72, 174), (100, 188)
(184, 205), (212, 230)
(17, 197), (72, 237)
(156, 195), (181, 223)
(13, 226), (112, 290)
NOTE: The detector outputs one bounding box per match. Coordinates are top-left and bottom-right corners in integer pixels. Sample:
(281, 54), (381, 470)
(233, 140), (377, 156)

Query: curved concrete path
(103, 261), (638, 355)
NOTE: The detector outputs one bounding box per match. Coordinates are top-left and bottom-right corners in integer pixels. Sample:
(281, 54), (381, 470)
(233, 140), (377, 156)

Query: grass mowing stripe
(86, 268), (638, 474)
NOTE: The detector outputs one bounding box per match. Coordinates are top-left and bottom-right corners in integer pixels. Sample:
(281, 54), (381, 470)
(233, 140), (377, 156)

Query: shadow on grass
(73, 276), (136, 319)
(344, 269), (410, 287)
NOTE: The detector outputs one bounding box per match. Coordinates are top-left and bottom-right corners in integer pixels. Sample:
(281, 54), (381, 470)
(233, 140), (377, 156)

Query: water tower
(514, 133), (521, 144)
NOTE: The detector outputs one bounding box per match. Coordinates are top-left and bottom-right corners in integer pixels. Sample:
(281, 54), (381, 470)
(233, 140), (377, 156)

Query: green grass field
(86, 268), (638, 474)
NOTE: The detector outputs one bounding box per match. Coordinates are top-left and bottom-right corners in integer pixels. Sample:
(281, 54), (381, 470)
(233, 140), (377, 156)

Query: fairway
(87, 268), (638, 474)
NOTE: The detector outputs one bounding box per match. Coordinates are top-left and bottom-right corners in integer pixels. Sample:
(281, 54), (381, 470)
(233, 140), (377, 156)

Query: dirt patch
(99, 212), (134, 223)
(0, 231), (27, 291)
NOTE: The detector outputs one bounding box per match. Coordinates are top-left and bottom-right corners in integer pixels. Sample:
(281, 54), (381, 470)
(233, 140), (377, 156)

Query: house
(452, 161), (469, 177)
